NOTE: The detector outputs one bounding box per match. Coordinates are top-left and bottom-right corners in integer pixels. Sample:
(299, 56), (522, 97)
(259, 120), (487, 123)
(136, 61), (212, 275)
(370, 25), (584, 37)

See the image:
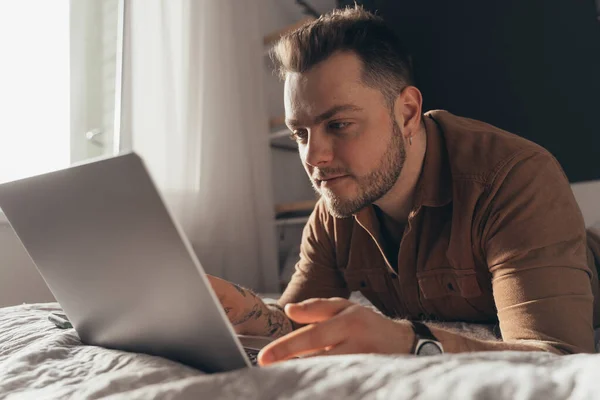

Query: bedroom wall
(367, 0), (600, 184)
(0, 223), (55, 307)
(572, 180), (600, 230)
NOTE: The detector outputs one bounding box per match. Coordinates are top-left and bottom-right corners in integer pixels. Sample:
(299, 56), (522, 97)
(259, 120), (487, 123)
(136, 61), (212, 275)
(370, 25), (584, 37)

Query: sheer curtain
(123, 0), (278, 292)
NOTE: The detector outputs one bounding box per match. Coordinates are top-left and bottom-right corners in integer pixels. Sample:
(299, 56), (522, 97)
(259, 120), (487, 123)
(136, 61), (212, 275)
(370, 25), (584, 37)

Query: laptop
(0, 152), (274, 373)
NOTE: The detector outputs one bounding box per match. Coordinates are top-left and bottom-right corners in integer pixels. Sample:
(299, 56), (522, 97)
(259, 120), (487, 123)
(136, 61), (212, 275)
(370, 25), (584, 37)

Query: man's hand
(257, 297), (415, 366)
(206, 274), (293, 338)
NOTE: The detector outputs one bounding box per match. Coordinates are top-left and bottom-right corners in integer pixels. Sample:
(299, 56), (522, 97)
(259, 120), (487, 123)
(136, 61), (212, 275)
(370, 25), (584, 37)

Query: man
(207, 7), (600, 366)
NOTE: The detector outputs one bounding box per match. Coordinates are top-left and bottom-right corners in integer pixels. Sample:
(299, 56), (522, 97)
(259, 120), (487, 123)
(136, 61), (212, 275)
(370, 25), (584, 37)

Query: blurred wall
(0, 223), (55, 307)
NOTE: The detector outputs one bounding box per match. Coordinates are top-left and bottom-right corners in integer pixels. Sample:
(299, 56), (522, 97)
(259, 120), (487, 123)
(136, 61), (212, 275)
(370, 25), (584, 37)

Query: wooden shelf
(269, 115), (286, 131)
(275, 199), (316, 223)
(275, 199), (317, 215)
(274, 216), (310, 227)
(270, 128), (297, 151)
(270, 129), (290, 140)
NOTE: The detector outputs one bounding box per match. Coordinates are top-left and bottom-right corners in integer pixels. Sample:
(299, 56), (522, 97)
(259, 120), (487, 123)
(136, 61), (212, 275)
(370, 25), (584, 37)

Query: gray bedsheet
(2, 303), (600, 400)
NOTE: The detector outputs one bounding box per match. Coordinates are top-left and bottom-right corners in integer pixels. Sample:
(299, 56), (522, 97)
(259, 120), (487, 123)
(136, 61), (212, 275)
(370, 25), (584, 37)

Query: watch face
(417, 341), (443, 356)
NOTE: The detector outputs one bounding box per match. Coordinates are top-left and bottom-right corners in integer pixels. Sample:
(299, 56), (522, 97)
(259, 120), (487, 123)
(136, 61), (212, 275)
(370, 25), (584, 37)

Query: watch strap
(411, 321), (437, 341)
(409, 321), (443, 355)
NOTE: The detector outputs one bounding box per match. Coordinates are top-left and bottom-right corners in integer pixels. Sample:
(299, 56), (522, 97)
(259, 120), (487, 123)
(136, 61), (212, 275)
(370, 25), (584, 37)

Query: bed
(2, 301), (600, 400)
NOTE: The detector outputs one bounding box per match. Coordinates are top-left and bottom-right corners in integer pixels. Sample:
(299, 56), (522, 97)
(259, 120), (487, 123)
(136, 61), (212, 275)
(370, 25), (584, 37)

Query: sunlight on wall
(0, 1), (70, 184)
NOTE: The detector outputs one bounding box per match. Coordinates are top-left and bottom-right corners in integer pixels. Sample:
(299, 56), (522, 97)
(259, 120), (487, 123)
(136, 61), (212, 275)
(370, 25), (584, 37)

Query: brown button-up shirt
(278, 110), (600, 355)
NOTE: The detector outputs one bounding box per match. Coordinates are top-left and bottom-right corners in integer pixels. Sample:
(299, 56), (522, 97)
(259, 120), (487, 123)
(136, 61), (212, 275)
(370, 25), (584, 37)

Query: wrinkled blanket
(2, 303), (600, 400)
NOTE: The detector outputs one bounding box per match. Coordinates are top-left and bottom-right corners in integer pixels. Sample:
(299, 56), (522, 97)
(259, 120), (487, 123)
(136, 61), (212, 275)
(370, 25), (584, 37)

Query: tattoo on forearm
(265, 305), (293, 338)
(232, 284), (247, 297)
(232, 303), (261, 326)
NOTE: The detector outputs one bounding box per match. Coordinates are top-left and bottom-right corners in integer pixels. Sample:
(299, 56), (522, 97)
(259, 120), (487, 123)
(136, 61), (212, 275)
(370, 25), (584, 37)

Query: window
(0, 1), (70, 184)
(0, 0), (122, 186)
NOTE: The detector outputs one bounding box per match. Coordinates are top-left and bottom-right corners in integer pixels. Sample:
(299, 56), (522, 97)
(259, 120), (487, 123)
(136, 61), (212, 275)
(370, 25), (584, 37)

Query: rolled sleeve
(483, 151), (595, 354)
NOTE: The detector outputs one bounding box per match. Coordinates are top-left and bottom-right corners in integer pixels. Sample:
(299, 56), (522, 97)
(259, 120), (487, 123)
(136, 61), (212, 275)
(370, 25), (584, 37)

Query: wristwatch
(409, 321), (444, 356)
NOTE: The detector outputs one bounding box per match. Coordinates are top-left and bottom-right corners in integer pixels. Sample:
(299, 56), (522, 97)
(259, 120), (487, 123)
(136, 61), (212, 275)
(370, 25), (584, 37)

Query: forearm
(426, 324), (560, 354)
(226, 284), (294, 338)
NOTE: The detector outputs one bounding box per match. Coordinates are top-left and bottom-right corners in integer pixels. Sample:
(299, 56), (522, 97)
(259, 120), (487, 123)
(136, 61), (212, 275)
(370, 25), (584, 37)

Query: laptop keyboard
(245, 348), (260, 366)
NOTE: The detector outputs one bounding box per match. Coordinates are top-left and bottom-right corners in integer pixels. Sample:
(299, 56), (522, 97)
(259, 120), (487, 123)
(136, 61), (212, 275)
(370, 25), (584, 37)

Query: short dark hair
(270, 6), (414, 107)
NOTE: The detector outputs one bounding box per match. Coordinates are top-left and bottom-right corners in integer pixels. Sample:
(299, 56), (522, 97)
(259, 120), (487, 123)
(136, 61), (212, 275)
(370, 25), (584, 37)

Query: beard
(312, 120), (406, 218)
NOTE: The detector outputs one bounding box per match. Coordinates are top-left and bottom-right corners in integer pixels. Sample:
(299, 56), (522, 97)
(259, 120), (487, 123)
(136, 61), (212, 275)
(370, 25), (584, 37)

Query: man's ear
(393, 86), (423, 136)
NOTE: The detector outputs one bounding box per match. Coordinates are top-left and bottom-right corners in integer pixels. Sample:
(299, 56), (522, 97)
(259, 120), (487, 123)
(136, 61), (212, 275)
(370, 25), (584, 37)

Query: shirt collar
(414, 112), (453, 208)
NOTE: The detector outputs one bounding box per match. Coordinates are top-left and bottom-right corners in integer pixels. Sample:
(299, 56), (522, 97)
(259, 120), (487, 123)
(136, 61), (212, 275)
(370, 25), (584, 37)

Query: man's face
(284, 51), (406, 218)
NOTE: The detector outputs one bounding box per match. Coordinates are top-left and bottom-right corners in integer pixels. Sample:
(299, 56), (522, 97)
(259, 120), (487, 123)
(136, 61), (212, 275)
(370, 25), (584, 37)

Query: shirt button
(360, 280), (367, 288)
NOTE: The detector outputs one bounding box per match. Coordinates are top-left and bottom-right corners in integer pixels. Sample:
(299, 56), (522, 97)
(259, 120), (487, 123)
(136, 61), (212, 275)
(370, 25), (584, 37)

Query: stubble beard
(312, 121), (406, 218)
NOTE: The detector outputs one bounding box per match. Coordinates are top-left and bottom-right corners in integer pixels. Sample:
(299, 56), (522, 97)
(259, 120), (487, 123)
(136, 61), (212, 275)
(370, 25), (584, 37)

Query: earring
(409, 136), (412, 146)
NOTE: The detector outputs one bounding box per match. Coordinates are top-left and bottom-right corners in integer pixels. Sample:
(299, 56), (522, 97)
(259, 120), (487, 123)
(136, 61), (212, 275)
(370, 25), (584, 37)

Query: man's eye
(329, 121), (351, 130)
(290, 130), (308, 142)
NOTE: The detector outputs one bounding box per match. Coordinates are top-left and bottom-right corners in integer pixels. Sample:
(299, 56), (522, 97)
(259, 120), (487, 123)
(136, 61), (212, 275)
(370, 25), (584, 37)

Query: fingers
(258, 305), (355, 365)
(308, 341), (355, 357)
(298, 345), (334, 358)
(293, 340), (359, 359)
(284, 297), (353, 324)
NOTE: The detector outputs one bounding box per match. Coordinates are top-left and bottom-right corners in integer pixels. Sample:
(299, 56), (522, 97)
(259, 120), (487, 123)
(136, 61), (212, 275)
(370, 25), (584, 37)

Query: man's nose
(303, 130), (334, 167)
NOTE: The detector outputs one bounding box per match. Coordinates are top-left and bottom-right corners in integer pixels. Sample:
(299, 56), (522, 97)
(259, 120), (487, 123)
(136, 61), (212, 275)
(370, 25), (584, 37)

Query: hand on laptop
(206, 275), (294, 339)
(256, 298), (415, 366)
